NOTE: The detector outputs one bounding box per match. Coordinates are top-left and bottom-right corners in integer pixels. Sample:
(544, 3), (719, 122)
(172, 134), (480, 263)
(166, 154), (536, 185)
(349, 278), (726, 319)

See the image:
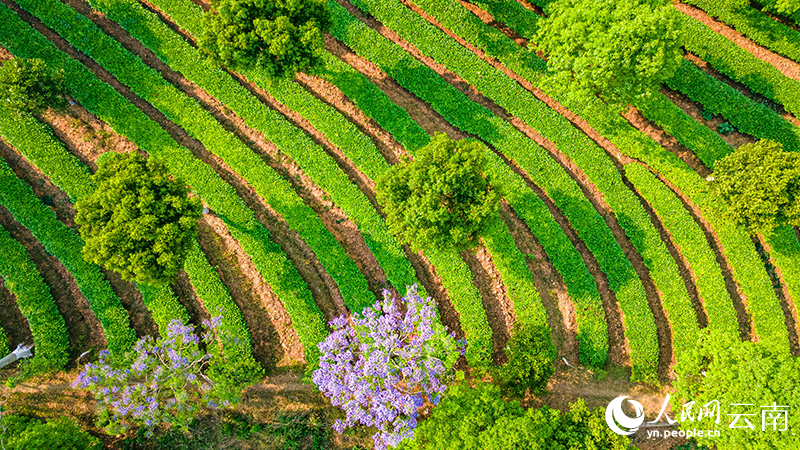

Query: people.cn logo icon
(606, 396), (646, 436)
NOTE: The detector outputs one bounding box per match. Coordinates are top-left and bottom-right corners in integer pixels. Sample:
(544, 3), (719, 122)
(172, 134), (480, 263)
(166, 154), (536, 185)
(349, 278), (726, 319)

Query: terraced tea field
(0, 0), (799, 447)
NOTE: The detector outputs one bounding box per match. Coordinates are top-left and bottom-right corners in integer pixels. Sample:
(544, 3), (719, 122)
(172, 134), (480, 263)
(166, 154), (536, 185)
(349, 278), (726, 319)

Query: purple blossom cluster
(312, 285), (464, 449)
(74, 318), (231, 436)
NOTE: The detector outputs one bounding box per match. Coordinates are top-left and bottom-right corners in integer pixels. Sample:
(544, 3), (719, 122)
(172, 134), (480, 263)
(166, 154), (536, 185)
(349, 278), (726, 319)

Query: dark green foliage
(493, 325), (555, 398)
(701, 110), (714, 121)
(0, 57), (65, 116)
(718, 122), (736, 135)
(401, 383), (633, 450)
(200, 0), (330, 78)
(674, 330), (800, 449)
(535, 0), (682, 104)
(377, 134), (500, 252)
(712, 140), (800, 234)
(0, 415), (101, 450)
(76, 152), (202, 285)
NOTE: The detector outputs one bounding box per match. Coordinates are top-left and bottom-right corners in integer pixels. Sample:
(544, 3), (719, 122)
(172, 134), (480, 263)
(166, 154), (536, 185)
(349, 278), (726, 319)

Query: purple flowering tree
(74, 318), (239, 436)
(312, 285), (464, 450)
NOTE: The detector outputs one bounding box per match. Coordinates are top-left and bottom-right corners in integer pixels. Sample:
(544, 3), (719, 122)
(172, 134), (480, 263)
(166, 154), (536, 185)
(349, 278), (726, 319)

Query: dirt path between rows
(500, 203), (578, 363)
(623, 105), (714, 178)
(658, 86), (756, 151)
(754, 235), (800, 355)
(197, 217), (303, 369)
(676, 2), (800, 83)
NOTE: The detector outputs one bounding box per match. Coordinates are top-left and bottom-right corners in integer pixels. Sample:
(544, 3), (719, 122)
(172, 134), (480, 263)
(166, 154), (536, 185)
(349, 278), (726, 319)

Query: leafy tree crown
(0, 57), (66, 116)
(377, 134), (501, 252)
(200, 0), (330, 78)
(536, 0), (683, 105)
(492, 324), (555, 398)
(712, 139), (800, 234)
(75, 152), (202, 285)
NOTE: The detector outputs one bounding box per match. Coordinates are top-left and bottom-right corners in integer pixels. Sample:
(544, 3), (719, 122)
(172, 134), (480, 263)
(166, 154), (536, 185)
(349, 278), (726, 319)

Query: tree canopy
(712, 139), (800, 234)
(674, 330), (800, 449)
(400, 382), (633, 450)
(199, 0), (330, 78)
(75, 152), (202, 285)
(535, 0), (683, 104)
(0, 57), (66, 116)
(376, 134), (500, 252)
(0, 415), (101, 450)
(493, 325), (555, 398)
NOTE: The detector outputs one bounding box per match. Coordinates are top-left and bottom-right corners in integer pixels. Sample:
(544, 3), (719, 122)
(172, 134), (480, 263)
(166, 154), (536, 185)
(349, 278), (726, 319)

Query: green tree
(493, 325), (555, 398)
(0, 415), (101, 450)
(402, 383), (632, 450)
(377, 134), (500, 252)
(712, 139), (800, 234)
(199, 0), (330, 78)
(0, 57), (66, 116)
(674, 330), (800, 449)
(535, 0), (683, 105)
(76, 152), (202, 285)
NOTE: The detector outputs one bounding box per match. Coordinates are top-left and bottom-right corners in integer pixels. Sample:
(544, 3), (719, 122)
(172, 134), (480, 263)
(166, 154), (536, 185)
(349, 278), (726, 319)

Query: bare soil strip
(623, 105), (714, 178)
(326, 36), (468, 142)
(659, 86), (756, 150)
(296, 71), (407, 165)
(676, 2), (800, 83)
(754, 235), (800, 355)
(198, 216), (305, 369)
(170, 271), (211, 328)
(511, 0), (545, 16)
(462, 248), (514, 363)
(500, 203), (578, 363)
(337, 0), (632, 367)
(685, 53), (800, 127)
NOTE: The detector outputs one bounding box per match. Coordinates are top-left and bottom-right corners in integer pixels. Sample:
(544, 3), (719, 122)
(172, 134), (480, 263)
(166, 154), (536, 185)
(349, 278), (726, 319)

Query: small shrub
(0, 415), (101, 450)
(493, 324), (555, 398)
(0, 57), (66, 116)
(718, 121), (736, 135)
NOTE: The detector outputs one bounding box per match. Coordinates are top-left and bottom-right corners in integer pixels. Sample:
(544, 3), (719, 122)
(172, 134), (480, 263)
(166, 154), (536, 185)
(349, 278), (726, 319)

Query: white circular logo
(606, 396), (645, 435)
